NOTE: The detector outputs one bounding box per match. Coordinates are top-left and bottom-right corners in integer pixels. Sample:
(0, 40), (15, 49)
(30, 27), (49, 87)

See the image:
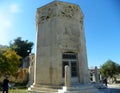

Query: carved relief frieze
(36, 6), (55, 24)
(58, 4), (79, 18)
(36, 3), (82, 24)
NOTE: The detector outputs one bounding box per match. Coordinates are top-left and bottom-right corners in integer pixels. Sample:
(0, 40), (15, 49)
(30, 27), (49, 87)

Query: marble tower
(28, 1), (98, 93)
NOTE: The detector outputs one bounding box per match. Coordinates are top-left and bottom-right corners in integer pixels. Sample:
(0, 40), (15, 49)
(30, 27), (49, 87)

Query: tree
(0, 49), (21, 76)
(9, 37), (34, 58)
(100, 60), (120, 82)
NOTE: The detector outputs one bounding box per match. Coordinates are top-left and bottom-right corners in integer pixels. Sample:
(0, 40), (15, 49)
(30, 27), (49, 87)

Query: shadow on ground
(100, 88), (120, 93)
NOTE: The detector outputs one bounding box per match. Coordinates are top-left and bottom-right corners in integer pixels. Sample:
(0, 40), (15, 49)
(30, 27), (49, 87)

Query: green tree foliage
(10, 37), (34, 58)
(0, 49), (21, 76)
(100, 60), (120, 79)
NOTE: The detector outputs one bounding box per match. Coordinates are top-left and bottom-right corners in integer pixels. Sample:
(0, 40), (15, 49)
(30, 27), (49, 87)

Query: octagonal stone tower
(30, 1), (90, 91)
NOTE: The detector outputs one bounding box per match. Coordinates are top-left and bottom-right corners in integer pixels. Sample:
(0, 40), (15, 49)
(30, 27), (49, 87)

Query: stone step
(58, 90), (103, 93)
(28, 84), (104, 93)
(58, 84), (104, 93)
(69, 84), (97, 90)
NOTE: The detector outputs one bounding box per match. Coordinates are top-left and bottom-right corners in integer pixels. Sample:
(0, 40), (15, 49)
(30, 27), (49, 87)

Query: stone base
(28, 84), (104, 93)
(58, 84), (104, 93)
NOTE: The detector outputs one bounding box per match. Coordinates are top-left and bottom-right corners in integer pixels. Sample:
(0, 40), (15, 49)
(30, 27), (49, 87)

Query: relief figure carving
(37, 4), (81, 23)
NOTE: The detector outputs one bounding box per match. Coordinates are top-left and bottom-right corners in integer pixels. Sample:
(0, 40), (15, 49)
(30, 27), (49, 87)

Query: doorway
(62, 52), (78, 83)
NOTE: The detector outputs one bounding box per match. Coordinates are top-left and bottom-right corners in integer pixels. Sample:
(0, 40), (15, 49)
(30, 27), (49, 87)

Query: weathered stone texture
(33, 0), (89, 88)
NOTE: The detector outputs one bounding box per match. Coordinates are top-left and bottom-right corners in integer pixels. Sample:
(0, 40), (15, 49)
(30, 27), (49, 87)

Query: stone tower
(29, 1), (91, 92)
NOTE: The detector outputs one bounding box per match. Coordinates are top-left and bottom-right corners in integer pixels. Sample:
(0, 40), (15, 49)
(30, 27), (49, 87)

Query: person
(2, 77), (9, 93)
(103, 78), (107, 87)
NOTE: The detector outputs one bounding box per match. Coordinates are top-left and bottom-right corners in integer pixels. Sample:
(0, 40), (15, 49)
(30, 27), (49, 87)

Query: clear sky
(0, 0), (120, 68)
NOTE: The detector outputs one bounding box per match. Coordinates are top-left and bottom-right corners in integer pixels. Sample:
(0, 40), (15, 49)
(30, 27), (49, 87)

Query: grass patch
(9, 88), (28, 93)
(0, 82), (28, 93)
(9, 85), (28, 93)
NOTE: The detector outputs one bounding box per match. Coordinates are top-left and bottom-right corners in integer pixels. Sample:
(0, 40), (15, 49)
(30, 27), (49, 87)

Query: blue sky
(0, 0), (120, 68)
